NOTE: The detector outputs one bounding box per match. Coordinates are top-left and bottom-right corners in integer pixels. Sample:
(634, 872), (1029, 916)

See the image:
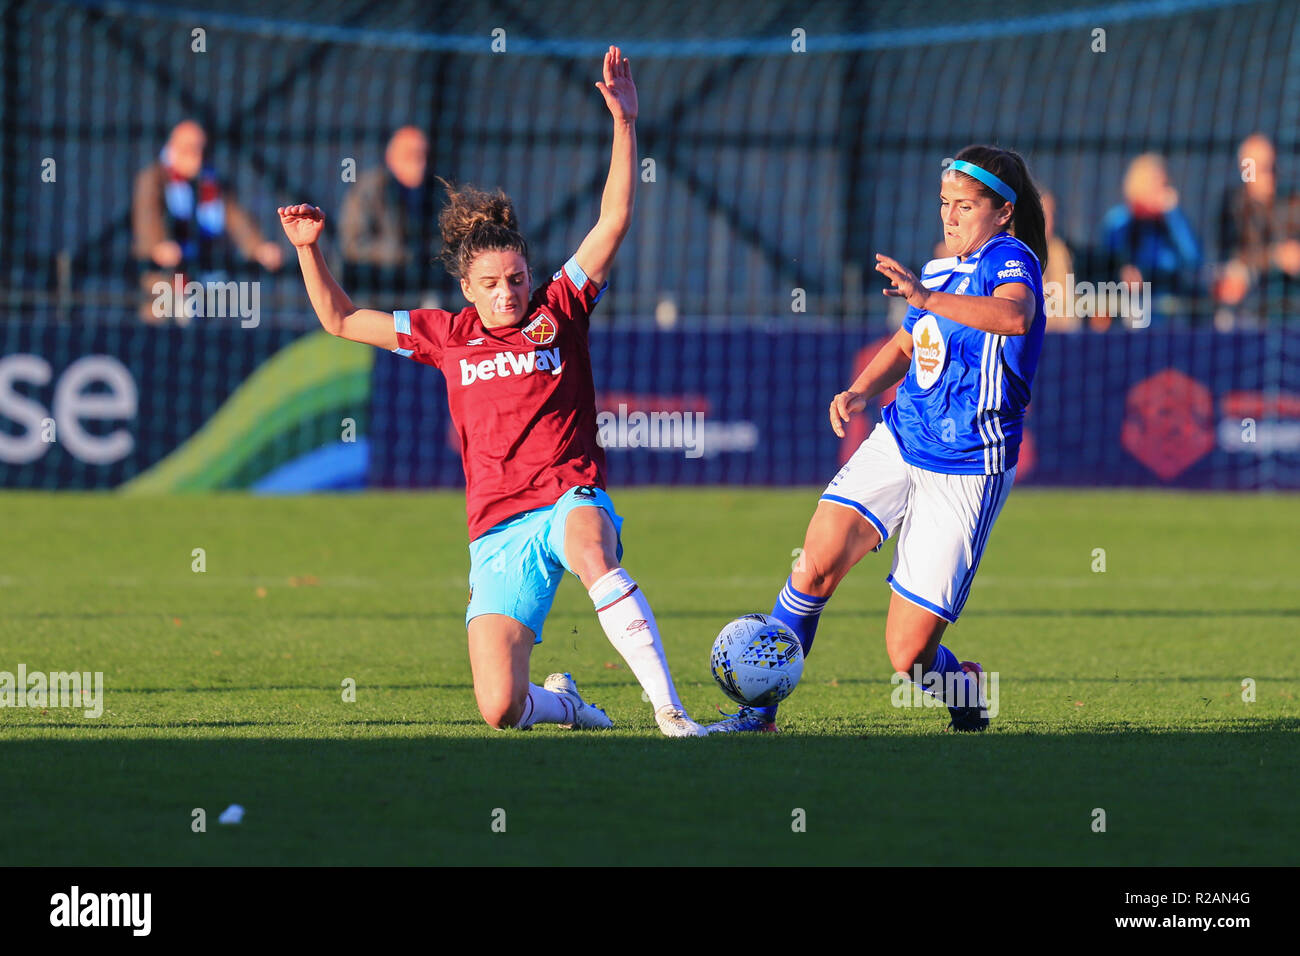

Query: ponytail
(949, 145), (1048, 267)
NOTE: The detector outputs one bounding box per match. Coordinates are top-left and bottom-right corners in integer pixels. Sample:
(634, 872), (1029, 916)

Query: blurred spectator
(1099, 154), (1202, 328)
(1041, 190), (1080, 331)
(1215, 133), (1300, 327)
(132, 120), (282, 323)
(340, 126), (440, 307)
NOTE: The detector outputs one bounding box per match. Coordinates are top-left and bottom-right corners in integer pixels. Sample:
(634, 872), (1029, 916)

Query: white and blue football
(710, 613), (805, 707)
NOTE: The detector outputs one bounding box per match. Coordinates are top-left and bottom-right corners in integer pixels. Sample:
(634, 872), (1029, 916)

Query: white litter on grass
(218, 804), (244, 825)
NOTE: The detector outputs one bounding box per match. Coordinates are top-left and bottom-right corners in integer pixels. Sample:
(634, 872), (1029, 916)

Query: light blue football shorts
(466, 485), (625, 643)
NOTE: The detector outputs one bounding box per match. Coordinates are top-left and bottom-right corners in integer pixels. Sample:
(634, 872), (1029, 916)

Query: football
(710, 613), (805, 707)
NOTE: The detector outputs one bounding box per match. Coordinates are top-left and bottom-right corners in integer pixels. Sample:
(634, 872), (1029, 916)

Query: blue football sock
(773, 577), (828, 656)
(752, 578), (829, 721)
(921, 644), (975, 709)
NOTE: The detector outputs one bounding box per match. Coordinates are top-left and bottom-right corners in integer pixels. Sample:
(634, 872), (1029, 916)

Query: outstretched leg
(563, 503), (702, 736)
(779, 498), (885, 652)
(709, 499), (885, 734)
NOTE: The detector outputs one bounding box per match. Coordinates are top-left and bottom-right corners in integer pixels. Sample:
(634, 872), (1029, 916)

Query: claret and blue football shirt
(393, 255), (608, 540)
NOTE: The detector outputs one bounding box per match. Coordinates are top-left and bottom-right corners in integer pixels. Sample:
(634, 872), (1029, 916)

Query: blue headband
(948, 159), (1017, 204)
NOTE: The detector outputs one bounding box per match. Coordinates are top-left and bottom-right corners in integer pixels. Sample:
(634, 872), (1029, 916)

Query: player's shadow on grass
(4, 723), (1296, 866)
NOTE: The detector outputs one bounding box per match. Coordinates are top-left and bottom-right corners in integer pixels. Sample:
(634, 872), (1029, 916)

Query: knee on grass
(477, 691), (527, 730)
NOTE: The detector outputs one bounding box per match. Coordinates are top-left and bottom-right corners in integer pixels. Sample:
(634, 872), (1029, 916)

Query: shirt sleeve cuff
(392, 310), (414, 356)
(563, 256), (590, 290)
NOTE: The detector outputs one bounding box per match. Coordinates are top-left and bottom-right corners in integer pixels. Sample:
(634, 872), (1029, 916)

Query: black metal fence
(3, 0), (1297, 327)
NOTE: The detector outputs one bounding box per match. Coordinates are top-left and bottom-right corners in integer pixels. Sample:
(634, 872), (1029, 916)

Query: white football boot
(654, 705), (707, 737)
(543, 672), (614, 730)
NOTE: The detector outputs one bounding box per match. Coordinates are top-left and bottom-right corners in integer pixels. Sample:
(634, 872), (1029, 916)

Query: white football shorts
(820, 421), (1015, 623)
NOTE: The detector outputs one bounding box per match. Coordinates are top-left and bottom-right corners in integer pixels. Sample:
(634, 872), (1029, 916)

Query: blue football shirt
(882, 231), (1045, 475)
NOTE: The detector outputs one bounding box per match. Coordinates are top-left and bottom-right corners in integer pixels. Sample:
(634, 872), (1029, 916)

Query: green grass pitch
(2, 488), (1296, 866)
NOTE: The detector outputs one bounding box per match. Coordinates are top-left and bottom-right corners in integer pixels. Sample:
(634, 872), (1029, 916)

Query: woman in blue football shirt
(710, 145), (1047, 734)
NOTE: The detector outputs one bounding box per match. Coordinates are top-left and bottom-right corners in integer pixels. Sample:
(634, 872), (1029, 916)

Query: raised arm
(573, 46), (638, 287)
(876, 253), (1036, 336)
(278, 204), (397, 350)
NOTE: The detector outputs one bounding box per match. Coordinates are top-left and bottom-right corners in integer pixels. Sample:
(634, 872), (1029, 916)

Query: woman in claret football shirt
(278, 47), (704, 737)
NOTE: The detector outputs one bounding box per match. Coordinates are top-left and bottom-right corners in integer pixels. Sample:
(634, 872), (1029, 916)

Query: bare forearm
(574, 118), (637, 285)
(849, 341), (912, 400)
(917, 290), (1030, 335)
(599, 118), (637, 234)
(296, 243), (356, 333)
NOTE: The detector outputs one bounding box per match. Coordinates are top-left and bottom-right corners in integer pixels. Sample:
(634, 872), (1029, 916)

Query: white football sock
(588, 568), (683, 712)
(513, 684), (574, 729)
